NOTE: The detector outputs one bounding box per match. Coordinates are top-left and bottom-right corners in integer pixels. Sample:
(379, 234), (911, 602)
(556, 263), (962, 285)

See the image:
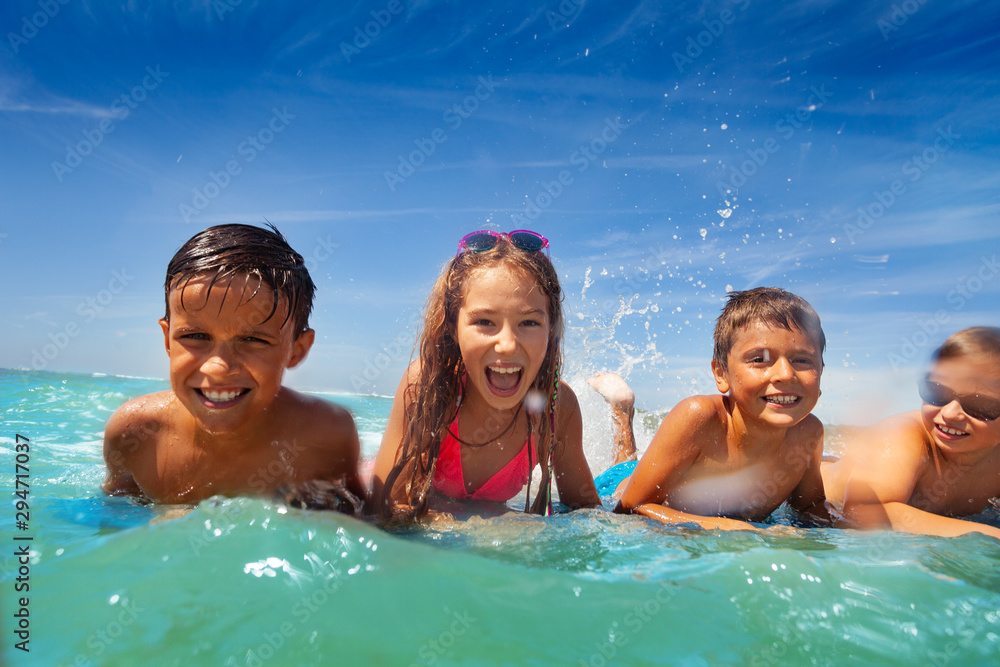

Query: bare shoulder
(868, 411), (925, 440)
(402, 358), (423, 384)
(835, 411), (930, 488)
(854, 411), (928, 459)
(791, 413), (824, 448)
(104, 390), (174, 446)
(555, 380), (581, 417)
(644, 394), (725, 460)
(662, 394), (726, 433)
(281, 388), (358, 445)
(103, 391), (175, 496)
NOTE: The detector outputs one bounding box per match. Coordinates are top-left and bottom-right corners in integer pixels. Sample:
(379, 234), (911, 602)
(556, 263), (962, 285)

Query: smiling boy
(598, 287), (831, 529)
(822, 327), (1000, 539)
(103, 224), (365, 511)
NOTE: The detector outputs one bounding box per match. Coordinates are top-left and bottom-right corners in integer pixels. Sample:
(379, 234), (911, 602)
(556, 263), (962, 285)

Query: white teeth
(489, 366), (520, 374)
(203, 389), (243, 402)
(764, 395), (798, 405)
(939, 425), (967, 436)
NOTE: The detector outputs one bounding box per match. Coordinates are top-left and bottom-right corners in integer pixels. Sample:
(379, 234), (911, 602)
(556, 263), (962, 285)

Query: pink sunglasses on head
(456, 230), (549, 257)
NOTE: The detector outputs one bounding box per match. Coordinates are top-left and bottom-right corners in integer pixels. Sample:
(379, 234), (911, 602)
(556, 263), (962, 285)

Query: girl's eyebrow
(463, 307), (496, 317)
(464, 306), (547, 316)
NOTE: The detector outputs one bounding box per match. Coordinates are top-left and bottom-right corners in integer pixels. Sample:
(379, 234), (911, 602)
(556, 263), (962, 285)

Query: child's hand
(151, 507), (193, 524)
(278, 479), (363, 515)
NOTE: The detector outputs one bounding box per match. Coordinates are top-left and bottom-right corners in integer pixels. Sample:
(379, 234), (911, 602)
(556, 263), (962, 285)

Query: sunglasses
(918, 377), (1000, 422)
(456, 230), (549, 257)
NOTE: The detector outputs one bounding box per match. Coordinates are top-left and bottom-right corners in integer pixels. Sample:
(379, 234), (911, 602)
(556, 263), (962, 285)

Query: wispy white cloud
(0, 72), (116, 118)
(183, 207), (503, 225)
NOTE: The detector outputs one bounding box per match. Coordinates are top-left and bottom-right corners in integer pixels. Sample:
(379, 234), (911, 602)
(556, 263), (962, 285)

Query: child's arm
(862, 501), (1000, 539)
(787, 420), (833, 525)
(551, 383), (601, 509)
(370, 362), (420, 513)
(616, 396), (757, 530)
(633, 504), (761, 530)
(319, 402), (368, 505)
(102, 406), (143, 497)
(838, 414), (1000, 540)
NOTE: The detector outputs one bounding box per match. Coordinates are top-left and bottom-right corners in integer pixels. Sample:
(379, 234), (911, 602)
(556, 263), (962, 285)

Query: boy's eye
(244, 336), (270, 344)
(743, 349), (770, 364)
(180, 332), (209, 341)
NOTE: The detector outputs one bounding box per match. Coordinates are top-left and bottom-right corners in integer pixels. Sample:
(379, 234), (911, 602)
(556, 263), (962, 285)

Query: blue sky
(2, 0), (998, 424)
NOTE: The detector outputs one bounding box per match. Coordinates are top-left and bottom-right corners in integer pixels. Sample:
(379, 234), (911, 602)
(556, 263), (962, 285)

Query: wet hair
(377, 238), (563, 521)
(163, 223), (315, 337)
(933, 326), (1000, 367)
(712, 287), (826, 370)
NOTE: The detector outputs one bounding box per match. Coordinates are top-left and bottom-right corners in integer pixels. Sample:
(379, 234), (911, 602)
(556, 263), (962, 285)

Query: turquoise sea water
(2, 369), (1000, 666)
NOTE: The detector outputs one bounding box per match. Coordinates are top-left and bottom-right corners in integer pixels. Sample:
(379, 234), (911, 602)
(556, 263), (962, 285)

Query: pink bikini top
(432, 416), (534, 502)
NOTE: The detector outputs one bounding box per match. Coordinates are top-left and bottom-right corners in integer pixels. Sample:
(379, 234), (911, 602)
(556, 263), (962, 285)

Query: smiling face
(920, 356), (1000, 461)
(159, 274), (313, 436)
(712, 322), (823, 429)
(454, 265), (551, 412)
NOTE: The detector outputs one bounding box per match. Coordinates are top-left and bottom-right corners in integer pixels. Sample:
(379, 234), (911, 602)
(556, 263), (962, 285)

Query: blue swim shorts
(594, 461), (638, 498)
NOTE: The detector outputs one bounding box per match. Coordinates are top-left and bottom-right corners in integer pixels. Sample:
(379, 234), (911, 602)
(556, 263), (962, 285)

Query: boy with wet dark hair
(592, 287), (831, 529)
(103, 224), (365, 512)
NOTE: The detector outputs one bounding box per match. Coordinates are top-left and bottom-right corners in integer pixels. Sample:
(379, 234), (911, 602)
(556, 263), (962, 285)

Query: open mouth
(763, 394), (800, 407)
(485, 365), (523, 397)
(196, 388), (250, 408)
(935, 423), (968, 438)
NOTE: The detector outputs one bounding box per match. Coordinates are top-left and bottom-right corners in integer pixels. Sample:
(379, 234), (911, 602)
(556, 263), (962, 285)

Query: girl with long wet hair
(372, 230), (600, 521)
